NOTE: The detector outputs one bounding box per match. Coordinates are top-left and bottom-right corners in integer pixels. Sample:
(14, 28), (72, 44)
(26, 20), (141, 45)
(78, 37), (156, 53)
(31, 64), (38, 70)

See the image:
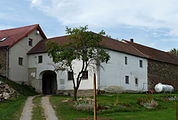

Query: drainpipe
(5, 47), (9, 79)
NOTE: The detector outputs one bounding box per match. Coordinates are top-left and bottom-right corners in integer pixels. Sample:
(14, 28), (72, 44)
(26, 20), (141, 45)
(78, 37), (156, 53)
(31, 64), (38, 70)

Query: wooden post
(93, 73), (97, 120)
(176, 101), (178, 120)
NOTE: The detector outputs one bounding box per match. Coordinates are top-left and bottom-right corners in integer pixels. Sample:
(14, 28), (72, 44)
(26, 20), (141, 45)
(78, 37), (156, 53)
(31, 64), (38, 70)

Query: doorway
(42, 71), (57, 94)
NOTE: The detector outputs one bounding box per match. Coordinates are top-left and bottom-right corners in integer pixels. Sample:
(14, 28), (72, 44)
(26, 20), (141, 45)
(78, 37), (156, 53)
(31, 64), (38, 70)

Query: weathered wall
(0, 48), (7, 76)
(148, 60), (178, 90)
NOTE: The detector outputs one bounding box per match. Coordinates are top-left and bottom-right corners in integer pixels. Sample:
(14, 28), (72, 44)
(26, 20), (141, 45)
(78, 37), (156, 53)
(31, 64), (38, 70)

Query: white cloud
(31, 0), (178, 36)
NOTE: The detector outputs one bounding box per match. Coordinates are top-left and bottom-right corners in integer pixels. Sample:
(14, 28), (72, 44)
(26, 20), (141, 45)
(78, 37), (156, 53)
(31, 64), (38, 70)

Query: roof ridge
(124, 40), (168, 53)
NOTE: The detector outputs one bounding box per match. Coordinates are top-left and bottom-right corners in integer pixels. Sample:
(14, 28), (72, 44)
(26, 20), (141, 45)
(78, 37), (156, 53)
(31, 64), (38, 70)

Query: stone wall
(0, 48), (7, 77)
(148, 60), (178, 90)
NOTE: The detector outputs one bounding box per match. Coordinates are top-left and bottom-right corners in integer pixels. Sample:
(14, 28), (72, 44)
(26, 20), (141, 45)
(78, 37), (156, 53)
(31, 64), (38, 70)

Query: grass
(50, 93), (177, 120)
(32, 96), (46, 120)
(50, 96), (92, 120)
(0, 77), (38, 120)
(0, 96), (26, 120)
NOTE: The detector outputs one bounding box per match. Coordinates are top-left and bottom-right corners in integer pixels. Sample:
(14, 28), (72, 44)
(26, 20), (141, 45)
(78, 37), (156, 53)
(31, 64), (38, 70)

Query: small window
(82, 71), (88, 79)
(18, 57), (23, 65)
(125, 56), (127, 65)
(0, 37), (7, 42)
(135, 78), (138, 86)
(28, 38), (33, 46)
(68, 71), (73, 80)
(125, 76), (129, 84)
(38, 56), (43, 63)
(139, 60), (143, 68)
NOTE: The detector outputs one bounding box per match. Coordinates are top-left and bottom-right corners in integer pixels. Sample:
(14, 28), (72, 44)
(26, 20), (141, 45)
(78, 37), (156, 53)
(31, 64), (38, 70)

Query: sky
(1, 0), (178, 51)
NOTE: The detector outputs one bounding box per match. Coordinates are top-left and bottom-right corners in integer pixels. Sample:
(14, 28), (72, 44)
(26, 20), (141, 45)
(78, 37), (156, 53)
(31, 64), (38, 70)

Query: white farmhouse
(1, 25), (178, 95)
(27, 36), (148, 94)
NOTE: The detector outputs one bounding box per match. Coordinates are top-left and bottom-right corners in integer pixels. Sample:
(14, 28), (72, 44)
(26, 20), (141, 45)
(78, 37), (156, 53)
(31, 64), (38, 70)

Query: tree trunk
(73, 88), (78, 101)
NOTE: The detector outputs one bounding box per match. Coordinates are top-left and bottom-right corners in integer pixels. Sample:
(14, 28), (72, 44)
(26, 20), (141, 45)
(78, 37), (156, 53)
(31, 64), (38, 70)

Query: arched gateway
(42, 71), (57, 94)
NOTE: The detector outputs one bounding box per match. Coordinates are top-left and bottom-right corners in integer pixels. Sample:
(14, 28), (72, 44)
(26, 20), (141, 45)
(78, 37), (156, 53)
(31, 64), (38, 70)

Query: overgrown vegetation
(50, 94), (178, 120)
(32, 96), (45, 120)
(0, 78), (37, 96)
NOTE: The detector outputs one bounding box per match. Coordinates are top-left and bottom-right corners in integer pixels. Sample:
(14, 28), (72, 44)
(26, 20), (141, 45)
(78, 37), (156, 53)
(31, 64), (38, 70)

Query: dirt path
(20, 96), (35, 120)
(41, 96), (58, 120)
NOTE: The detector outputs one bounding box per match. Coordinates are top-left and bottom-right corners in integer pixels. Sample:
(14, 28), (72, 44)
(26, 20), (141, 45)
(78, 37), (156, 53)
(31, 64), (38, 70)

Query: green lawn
(50, 94), (177, 120)
(0, 96), (26, 120)
(0, 78), (37, 120)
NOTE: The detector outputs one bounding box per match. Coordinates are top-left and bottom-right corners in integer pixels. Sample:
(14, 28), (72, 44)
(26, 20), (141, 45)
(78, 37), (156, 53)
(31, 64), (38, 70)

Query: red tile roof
(0, 24), (46, 48)
(124, 40), (178, 65)
(28, 35), (178, 66)
(28, 35), (146, 58)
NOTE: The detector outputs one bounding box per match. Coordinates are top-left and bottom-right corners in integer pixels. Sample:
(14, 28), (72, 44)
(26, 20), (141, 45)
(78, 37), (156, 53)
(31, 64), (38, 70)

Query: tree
(46, 26), (110, 100)
(169, 48), (178, 56)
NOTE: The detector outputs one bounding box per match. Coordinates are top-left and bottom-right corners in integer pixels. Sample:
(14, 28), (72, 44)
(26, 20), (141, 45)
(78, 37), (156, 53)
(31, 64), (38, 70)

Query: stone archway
(42, 71), (57, 94)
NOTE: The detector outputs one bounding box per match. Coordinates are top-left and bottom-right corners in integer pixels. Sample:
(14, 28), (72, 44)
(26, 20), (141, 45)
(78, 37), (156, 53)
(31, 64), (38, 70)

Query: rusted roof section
(0, 24), (46, 48)
(28, 35), (178, 66)
(124, 40), (178, 65)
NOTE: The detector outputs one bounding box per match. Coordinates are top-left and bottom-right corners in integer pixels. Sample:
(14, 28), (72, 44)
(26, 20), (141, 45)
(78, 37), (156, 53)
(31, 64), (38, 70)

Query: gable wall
(8, 30), (44, 83)
(148, 60), (178, 90)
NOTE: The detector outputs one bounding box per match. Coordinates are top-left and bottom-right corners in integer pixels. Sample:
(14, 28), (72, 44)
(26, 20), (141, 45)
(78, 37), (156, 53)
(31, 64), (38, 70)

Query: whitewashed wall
(28, 53), (97, 92)
(8, 30), (44, 83)
(99, 50), (148, 91)
(28, 49), (148, 92)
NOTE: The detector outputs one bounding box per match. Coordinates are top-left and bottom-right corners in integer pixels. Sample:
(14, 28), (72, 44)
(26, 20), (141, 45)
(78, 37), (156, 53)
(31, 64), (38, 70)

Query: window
(28, 38), (33, 46)
(135, 78), (138, 86)
(125, 76), (129, 84)
(68, 71), (73, 80)
(18, 57), (23, 65)
(82, 71), (88, 79)
(139, 60), (143, 68)
(0, 37), (7, 42)
(38, 56), (43, 63)
(125, 56), (127, 65)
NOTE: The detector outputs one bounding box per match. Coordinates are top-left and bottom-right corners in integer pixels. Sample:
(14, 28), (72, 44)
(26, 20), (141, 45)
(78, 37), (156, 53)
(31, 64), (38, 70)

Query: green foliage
(46, 26), (110, 100)
(0, 78), (37, 96)
(46, 25), (110, 68)
(169, 48), (178, 56)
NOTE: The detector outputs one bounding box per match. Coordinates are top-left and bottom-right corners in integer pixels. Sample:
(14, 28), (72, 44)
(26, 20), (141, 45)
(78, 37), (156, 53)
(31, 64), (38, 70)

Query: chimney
(130, 38), (134, 42)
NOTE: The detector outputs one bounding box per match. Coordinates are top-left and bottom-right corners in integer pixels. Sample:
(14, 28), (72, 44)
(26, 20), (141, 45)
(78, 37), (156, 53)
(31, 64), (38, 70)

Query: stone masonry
(148, 60), (178, 90)
(0, 48), (7, 77)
